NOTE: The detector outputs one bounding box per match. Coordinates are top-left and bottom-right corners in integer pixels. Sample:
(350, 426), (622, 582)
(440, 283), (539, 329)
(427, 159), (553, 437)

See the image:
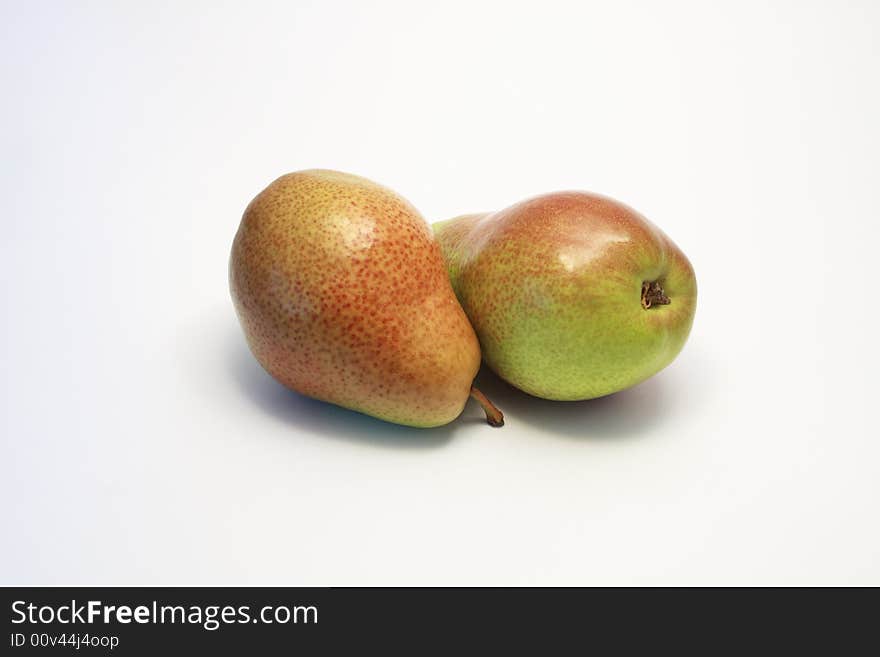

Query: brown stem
(470, 386), (504, 427)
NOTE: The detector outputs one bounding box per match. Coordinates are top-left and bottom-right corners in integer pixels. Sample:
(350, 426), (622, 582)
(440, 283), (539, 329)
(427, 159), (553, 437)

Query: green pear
(433, 192), (697, 400)
(230, 169), (503, 427)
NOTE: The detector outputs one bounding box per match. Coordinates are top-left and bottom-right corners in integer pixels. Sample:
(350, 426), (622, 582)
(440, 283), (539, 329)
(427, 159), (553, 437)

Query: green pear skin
(433, 192), (697, 401)
(230, 170), (503, 427)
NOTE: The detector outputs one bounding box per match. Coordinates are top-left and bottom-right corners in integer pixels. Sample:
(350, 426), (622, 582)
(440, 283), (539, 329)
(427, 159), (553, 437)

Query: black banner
(1, 587), (875, 653)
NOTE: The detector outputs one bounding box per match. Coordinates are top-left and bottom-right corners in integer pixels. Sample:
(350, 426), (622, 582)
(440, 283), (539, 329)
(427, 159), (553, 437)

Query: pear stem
(470, 386), (504, 427)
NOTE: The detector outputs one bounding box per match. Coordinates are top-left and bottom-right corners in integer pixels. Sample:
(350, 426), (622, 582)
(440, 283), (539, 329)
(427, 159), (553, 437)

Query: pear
(433, 192), (696, 401)
(230, 169), (503, 427)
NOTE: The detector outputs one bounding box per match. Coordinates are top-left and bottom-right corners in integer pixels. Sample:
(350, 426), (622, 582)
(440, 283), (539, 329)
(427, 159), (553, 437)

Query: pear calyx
(641, 280), (671, 309)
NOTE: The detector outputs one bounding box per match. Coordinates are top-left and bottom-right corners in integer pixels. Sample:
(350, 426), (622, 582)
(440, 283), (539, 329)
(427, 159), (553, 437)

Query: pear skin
(231, 170), (501, 427)
(433, 192), (697, 401)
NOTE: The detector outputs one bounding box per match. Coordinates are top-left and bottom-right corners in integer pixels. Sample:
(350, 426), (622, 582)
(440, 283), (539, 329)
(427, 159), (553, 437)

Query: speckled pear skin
(230, 170), (481, 427)
(433, 192), (697, 401)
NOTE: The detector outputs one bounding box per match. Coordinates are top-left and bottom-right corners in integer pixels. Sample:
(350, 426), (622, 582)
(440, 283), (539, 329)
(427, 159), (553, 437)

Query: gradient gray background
(2, 0), (878, 585)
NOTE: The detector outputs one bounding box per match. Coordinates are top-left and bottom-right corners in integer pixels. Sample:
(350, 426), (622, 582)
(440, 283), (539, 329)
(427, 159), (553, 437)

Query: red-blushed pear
(230, 170), (503, 428)
(433, 192), (697, 401)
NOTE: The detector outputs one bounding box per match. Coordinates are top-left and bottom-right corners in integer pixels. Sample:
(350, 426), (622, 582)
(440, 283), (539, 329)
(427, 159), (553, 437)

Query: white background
(2, 0), (879, 585)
